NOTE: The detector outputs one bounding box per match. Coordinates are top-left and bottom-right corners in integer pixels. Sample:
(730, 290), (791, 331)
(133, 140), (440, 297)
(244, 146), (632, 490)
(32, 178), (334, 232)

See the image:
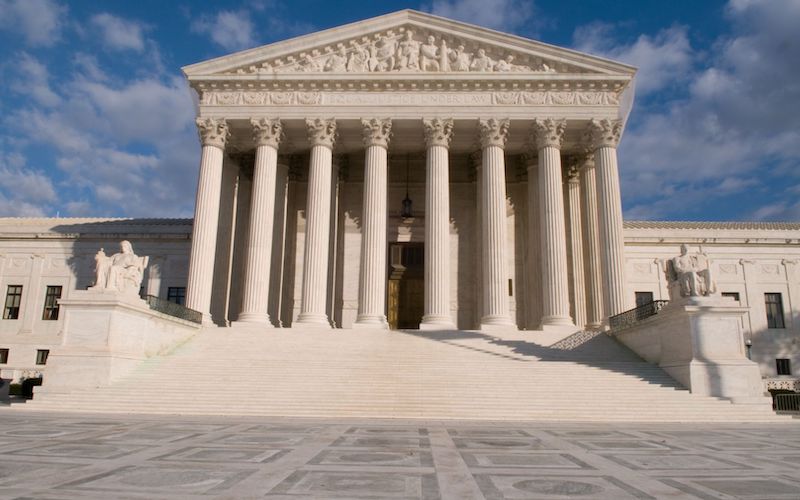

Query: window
(3, 285), (23, 320)
(722, 292), (740, 302)
(35, 349), (49, 365)
(765, 293), (786, 329)
(0, 348), (8, 364)
(635, 291), (654, 308)
(42, 286), (62, 321)
(777, 358), (792, 376)
(167, 287), (186, 306)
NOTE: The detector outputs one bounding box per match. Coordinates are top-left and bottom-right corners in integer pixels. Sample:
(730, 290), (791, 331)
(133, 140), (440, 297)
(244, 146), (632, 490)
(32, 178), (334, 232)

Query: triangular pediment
(183, 10), (636, 80)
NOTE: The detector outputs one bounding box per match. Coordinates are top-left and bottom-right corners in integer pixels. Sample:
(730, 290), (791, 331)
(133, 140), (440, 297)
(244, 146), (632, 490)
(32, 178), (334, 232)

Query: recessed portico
(181, 10), (636, 331)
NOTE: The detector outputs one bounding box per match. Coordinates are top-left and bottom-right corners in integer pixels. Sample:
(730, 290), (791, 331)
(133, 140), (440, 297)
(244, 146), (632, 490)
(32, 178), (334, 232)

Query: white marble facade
(1, 11), (800, 384)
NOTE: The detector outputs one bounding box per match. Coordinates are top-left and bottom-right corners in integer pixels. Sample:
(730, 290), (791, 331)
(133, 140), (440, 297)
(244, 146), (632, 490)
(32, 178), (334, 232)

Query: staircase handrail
(609, 300), (669, 332)
(143, 295), (202, 324)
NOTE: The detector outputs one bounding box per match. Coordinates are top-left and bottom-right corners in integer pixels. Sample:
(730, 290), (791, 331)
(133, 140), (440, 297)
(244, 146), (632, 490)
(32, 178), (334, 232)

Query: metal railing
(775, 393), (800, 413)
(609, 300), (670, 331)
(143, 295), (202, 324)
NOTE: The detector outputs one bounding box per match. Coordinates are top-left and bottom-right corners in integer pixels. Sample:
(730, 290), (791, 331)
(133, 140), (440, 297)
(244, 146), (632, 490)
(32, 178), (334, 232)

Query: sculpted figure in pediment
(324, 47), (348, 72)
(347, 45), (369, 72)
(449, 45), (471, 71)
(373, 35), (397, 71)
(470, 49), (494, 72)
(298, 54), (322, 72)
(397, 30), (421, 70)
(420, 35), (440, 71)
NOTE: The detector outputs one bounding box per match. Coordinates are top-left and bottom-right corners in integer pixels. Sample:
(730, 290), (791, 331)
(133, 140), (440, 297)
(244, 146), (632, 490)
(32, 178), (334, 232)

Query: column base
(420, 315), (456, 331)
(353, 315), (389, 330)
(234, 312), (272, 325)
(480, 315), (517, 332)
(295, 313), (333, 329)
(539, 315), (575, 328)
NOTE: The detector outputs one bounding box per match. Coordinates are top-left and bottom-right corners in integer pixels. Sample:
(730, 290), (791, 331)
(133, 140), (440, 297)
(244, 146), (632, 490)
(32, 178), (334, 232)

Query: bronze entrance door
(387, 243), (424, 329)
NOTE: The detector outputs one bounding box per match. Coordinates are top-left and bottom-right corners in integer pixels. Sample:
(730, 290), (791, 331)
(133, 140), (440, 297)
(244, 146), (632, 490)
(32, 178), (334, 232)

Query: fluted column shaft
(587, 118), (630, 320)
(421, 118), (455, 329)
(525, 158), (542, 329)
(238, 118), (282, 324)
(297, 118), (336, 327)
(355, 118), (392, 328)
(186, 118), (229, 324)
(532, 118), (573, 327)
(580, 158), (604, 329)
(479, 118), (514, 329)
(566, 168), (587, 329)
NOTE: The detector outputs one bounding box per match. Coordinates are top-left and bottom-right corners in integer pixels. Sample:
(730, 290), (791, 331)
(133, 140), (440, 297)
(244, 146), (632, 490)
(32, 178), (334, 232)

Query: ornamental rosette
(251, 118), (283, 148)
(306, 118), (337, 148)
(361, 118), (392, 148)
(196, 117), (230, 149)
(422, 118), (454, 148)
(584, 118), (622, 150)
(478, 118), (510, 149)
(530, 118), (566, 150)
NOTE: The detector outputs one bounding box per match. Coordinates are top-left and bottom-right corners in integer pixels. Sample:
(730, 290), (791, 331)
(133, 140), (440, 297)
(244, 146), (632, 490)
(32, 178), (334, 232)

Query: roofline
(182, 9), (637, 78)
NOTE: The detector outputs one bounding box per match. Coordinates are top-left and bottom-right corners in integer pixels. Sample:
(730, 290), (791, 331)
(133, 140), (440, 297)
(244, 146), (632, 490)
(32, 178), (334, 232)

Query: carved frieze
(200, 90), (619, 107)
(224, 27), (562, 76)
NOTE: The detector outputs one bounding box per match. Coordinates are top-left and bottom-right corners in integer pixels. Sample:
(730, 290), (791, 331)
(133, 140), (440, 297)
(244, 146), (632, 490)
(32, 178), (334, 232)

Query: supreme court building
(182, 9), (635, 332)
(2, 10), (800, 392)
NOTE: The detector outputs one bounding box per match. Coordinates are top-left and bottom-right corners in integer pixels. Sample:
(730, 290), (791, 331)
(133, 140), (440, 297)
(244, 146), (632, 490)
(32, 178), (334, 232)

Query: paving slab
(0, 409), (798, 499)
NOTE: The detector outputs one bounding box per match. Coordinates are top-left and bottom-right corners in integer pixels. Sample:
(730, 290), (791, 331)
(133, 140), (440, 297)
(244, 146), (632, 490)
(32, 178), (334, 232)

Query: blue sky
(0, 0), (798, 221)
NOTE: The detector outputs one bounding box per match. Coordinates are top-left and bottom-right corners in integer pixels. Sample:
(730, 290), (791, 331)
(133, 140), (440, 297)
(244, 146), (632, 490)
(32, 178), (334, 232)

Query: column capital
(422, 118), (454, 148)
(306, 118), (337, 149)
(196, 117), (230, 149)
(530, 118), (566, 150)
(251, 118), (283, 148)
(361, 118), (392, 148)
(585, 118), (622, 150)
(478, 118), (510, 149)
(565, 164), (581, 184)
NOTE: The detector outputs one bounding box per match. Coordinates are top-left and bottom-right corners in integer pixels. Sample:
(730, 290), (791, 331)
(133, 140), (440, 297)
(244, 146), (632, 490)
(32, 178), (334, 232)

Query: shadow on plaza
(397, 328), (686, 390)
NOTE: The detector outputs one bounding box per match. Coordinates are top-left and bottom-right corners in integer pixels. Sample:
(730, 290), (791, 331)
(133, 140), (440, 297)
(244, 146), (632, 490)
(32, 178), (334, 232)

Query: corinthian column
(186, 117), (229, 324)
(238, 118), (282, 325)
(580, 155), (604, 329)
(297, 118), (336, 327)
(355, 118), (392, 328)
(566, 164), (587, 329)
(531, 118), (573, 328)
(585, 118), (630, 319)
(421, 118), (456, 330)
(479, 118), (515, 330)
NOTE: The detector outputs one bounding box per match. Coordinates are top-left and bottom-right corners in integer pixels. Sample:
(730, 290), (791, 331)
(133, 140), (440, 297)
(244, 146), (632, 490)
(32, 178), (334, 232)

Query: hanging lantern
(401, 155), (413, 220)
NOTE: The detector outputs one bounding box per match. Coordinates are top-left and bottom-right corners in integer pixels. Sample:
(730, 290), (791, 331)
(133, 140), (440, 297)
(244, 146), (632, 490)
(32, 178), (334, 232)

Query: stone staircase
(23, 326), (784, 421)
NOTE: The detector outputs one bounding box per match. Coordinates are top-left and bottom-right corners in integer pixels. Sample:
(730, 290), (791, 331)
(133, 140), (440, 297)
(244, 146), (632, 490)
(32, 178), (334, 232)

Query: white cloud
(90, 13), (146, 52)
(0, 151), (58, 216)
(423, 0), (534, 32)
(191, 10), (256, 51)
(578, 0), (800, 220)
(574, 23), (693, 96)
(0, 0), (66, 46)
(12, 53), (61, 107)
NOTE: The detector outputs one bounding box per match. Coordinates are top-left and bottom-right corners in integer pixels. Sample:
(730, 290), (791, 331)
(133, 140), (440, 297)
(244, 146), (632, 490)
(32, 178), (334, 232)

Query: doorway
(387, 243), (424, 329)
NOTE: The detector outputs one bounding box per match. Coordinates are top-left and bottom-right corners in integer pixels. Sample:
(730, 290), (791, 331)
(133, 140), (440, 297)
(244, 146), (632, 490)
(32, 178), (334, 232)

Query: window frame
(3, 285), (23, 320)
(35, 349), (49, 365)
(635, 291), (654, 308)
(41, 285), (63, 321)
(166, 286), (186, 306)
(0, 348), (8, 364)
(776, 358), (792, 376)
(765, 292), (786, 329)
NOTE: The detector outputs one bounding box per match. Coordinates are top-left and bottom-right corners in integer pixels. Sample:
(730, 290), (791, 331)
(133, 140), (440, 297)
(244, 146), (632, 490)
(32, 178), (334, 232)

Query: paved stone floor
(0, 411), (799, 499)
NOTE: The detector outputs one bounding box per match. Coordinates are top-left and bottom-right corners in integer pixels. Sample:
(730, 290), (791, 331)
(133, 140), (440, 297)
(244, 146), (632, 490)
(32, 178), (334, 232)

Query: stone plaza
(1, 411), (799, 499)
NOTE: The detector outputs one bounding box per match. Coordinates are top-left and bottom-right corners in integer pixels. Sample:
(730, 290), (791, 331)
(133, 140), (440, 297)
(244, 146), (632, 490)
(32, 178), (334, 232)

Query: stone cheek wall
(624, 236), (800, 379)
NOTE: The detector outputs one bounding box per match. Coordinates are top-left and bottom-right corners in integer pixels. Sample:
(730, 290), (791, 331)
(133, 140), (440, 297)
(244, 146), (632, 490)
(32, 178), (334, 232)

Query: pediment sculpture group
(275, 30), (555, 74)
(89, 240), (149, 297)
(666, 244), (718, 299)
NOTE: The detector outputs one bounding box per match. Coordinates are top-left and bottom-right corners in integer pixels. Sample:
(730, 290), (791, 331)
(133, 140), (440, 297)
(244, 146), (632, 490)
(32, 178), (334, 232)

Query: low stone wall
(613, 296), (769, 405)
(36, 291), (201, 395)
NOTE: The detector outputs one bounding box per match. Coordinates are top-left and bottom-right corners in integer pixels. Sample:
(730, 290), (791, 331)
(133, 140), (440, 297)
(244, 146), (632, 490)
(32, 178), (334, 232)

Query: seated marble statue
(90, 240), (148, 296)
(665, 244), (717, 298)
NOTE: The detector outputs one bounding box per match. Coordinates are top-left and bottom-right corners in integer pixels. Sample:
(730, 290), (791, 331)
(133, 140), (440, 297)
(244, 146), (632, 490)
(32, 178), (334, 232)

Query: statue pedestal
(37, 291), (200, 396)
(615, 295), (769, 405)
